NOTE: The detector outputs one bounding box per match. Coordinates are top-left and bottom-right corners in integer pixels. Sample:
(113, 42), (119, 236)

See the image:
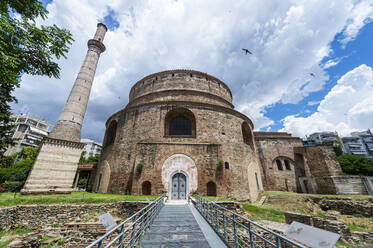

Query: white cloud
(307, 101), (321, 106)
(281, 64), (373, 137)
(340, 0), (373, 45)
(12, 0), (373, 141)
(323, 57), (345, 69)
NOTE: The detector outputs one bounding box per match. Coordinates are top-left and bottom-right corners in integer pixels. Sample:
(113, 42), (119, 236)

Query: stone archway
(162, 154), (197, 198)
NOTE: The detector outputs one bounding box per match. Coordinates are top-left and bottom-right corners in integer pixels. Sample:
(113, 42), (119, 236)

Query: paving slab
(140, 201), (226, 248)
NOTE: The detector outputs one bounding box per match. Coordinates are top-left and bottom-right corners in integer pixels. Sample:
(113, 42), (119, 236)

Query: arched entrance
(162, 154), (198, 199)
(171, 173), (187, 199)
(142, 181), (151, 195)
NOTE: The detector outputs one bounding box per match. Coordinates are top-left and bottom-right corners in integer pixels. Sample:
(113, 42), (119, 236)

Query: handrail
(190, 194), (305, 248)
(87, 195), (165, 248)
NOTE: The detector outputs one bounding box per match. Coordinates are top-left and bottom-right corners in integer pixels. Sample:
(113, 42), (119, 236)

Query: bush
(0, 146), (39, 192)
(79, 151), (100, 163)
(0, 156), (13, 168)
(333, 146), (343, 157)
(337, 155), (373, 176)
(217, 160), (224, 169)
(2, 181), (24, 192)
(78, 178), (88, 189)
(136, 162), (144, 177)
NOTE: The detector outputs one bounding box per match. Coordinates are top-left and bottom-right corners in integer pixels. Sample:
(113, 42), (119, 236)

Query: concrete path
(140, 200), (226, 248)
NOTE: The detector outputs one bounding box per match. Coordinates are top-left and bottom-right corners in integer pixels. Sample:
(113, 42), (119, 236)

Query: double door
(171, 173), (186, 200)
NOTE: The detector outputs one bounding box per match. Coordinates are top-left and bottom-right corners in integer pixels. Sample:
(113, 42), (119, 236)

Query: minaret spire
(49, 23), (107, 142)
(21, 23), (107, 194)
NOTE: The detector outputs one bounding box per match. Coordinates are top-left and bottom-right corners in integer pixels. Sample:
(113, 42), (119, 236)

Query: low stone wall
(0, 201), (149, 231)
(310, 197), (373, 217)
(284, 211), (351, 238)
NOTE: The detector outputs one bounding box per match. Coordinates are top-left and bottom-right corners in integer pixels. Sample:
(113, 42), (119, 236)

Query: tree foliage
(333, 146), (343, 157)
(0, 0), (73, 155)
(337, 155), (373, 176)
(79, 151), (100, 163)
(0, 146), (40, 192)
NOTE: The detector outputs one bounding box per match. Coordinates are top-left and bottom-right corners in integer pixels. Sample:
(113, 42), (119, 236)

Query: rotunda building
(93, 69), (263, 201)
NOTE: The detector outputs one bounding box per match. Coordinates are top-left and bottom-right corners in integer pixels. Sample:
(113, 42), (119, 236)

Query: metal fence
(192, 195), (305, 248)
(87, 195), (165, 248)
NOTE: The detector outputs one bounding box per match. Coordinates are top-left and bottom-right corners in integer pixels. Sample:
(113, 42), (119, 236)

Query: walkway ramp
(140, 201), (226, 248)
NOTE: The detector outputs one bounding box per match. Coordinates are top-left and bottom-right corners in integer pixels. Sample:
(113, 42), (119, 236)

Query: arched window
(225, 162), (230, 169)
(142, 181), (151, 195)
(284, 160), (291, 170)
(165, 108), (196, 137)
(104, 120), (117, 147)
(276, 159), (283, 171)
(207, 181), (217, 196)
(242, 122), (255, 150)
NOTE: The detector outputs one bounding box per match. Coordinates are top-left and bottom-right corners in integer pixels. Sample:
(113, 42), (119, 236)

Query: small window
(284, 160), (291, 170)
(276, 159), (283, 171)
(225, 162), (229, 169)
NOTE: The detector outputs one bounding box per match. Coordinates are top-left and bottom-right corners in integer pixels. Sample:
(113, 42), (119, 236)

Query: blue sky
(14, 0), (373, 141)
(267, 21), (373, 135)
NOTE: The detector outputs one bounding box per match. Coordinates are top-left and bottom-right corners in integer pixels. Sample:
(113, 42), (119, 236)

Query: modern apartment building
(5, 114), (51, 155)
(342, 136), (368, 156)
(307, 131), (342, 147)
(348, 130), (373, 158)
(81, 138), (102, 158)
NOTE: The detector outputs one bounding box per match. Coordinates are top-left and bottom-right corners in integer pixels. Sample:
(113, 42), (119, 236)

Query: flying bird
(242, 48), (252, 55)
(309, 73), (315, 77)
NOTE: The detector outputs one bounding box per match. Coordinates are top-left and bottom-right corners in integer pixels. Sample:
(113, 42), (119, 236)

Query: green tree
(0, 146), (40, 192)
(0, 0), (73, 156)
(337, 154), (373, 176)
(79, 151), (100, 163)
(333, 146), (343, 157)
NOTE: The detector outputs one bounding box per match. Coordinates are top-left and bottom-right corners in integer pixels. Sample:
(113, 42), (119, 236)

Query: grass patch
(201, 196), (233, 202)
(0, 228), (33, 248)
(259, 191), (373, 232)
(0, 240), (11, 248)
(347, 222), (371, 232)
(242, 204), (285, 223)
(0, 192), (159, 206)
(263, 191), (373, 200)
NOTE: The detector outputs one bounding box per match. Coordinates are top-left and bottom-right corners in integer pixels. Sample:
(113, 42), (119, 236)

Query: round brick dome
(128, 70), (233, 109)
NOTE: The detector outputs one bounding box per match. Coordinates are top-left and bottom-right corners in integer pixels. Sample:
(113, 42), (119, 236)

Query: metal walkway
(140, 200), (227, 248)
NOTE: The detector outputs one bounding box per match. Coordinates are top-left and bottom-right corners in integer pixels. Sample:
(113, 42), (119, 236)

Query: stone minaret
(49, 23), (107, 142)
(21, 23), (107, 194)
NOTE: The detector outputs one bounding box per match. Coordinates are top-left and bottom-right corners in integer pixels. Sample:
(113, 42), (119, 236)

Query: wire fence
(86, 195), (165, 248)
(191, 195), (305, 248)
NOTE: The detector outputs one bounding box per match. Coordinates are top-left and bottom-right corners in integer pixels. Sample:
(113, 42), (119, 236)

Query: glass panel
(170, 116), (191, 135)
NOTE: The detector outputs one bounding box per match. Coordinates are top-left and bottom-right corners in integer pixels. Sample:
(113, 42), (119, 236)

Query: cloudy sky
(13, 0), (373, 142)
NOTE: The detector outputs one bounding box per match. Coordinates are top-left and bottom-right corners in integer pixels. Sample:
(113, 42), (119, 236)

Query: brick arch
(142, 181), (152, 195)
(164, 108), (196, 137)
(272, 156), (295, 171)
(241, 121), (255, 151)
(207, 181), (217, 196)
(161, 154), (198, 196)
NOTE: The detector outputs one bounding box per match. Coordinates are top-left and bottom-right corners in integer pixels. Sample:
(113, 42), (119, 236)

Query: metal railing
(87, 195), (165, 248)
(191, 195), (304, 248)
